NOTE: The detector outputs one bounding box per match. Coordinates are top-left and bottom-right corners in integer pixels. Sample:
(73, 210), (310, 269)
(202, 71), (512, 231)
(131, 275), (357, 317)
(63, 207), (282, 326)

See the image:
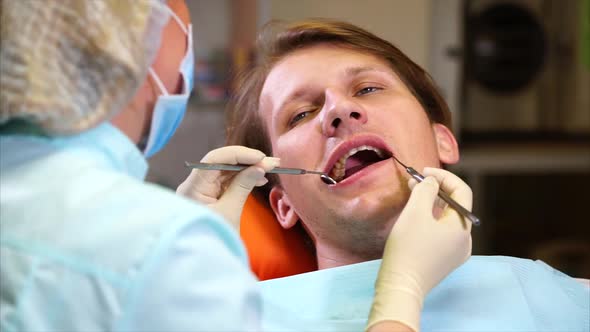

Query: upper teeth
(330, 145), (386, 181)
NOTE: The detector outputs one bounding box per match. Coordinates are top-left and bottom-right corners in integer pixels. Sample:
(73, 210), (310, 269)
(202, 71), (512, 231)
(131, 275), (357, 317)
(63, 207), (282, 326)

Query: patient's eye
(355, 86), (382, 96)
(289, 108), (315, 127)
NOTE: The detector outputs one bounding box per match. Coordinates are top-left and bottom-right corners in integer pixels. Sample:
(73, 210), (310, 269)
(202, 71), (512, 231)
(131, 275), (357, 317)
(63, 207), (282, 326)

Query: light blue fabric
(0, 123), (261, 331)
(260, 256), (590, 331)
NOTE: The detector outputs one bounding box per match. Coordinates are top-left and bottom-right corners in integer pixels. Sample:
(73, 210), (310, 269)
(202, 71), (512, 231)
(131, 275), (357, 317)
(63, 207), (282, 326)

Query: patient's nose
(320, 89), (367, 137)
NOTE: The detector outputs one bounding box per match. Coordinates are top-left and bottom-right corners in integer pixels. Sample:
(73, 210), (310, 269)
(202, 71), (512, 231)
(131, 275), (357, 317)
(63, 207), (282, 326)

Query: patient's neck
(315, 238), (386, 270)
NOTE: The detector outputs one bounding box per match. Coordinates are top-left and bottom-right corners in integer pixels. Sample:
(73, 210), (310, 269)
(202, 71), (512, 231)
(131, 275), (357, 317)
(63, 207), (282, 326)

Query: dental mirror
(320, 174), (337, 185)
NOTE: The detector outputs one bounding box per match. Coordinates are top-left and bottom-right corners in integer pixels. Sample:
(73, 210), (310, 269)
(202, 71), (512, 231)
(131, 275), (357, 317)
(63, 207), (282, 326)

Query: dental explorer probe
(392, 157), (481, 226)
(184, 162), (337, 184)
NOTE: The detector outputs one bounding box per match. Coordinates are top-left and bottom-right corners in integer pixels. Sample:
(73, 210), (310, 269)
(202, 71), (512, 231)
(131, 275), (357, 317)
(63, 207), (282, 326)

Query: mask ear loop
(148, 5), (190, 97)
(148, 68), (169, 96)
(166, 6), (188, 35)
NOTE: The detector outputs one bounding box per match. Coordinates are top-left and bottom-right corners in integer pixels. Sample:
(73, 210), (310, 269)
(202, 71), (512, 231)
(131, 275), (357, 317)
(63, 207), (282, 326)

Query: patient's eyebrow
(276, 88), (315, 113)
(344, 66), (391, 78)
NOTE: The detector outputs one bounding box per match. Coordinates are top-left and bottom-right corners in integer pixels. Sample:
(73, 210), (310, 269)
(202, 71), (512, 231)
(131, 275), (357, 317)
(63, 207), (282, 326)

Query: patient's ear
(269, 186), (299, 229)
(432, 123), (459, 165)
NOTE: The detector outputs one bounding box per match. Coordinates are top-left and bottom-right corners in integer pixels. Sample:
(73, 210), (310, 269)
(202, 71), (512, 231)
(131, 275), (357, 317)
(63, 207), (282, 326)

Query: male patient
(228, 20), (458, 270)
(181, 19), (589, 331)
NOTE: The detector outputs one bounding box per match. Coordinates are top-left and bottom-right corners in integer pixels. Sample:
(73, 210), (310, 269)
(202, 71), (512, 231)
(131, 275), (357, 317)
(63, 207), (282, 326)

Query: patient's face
(259, 44), (457, 261)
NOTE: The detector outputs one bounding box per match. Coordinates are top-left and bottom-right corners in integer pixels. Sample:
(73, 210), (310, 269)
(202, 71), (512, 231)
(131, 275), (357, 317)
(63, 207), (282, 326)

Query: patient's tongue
(344, 155), (368, 179)
(343, 150), (385, 179)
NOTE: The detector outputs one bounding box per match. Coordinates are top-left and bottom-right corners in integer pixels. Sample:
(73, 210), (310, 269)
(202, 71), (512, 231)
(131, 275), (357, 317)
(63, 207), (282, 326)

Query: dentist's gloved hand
(367, 167), (473, 332)
(177, 146), (280, 230)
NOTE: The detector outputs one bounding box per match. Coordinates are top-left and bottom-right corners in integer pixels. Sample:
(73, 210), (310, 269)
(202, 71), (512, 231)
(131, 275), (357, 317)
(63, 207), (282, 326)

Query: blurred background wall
(148, 0), (590, 277)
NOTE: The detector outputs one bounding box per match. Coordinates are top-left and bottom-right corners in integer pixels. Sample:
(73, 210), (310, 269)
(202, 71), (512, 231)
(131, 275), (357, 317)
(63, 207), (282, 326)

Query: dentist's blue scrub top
(0, 123), (261, 331)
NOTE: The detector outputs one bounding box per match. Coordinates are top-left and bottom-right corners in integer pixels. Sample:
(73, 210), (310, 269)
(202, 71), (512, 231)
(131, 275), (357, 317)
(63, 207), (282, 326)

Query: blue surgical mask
(143, 9), (194, 158)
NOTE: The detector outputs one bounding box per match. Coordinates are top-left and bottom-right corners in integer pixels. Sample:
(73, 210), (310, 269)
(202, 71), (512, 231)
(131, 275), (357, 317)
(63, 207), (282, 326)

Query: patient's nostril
(350, 112), (361, 120)
(331, 118), (341, 128)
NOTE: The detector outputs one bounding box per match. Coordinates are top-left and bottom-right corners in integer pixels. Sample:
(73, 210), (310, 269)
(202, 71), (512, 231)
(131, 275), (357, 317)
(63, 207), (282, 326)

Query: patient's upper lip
(323, 135), (393, 175)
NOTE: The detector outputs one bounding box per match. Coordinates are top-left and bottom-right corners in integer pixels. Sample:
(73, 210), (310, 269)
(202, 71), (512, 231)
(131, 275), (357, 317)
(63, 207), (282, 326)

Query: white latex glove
(177, 146), (280, 230)
(367, 167), (473, 332)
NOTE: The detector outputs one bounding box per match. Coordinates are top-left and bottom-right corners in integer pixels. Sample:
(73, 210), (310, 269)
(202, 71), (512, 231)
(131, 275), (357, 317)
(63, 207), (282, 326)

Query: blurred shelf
(188, 98), (228, 112)
(190, 100), (227, 107)
(450, 142), (590, 174)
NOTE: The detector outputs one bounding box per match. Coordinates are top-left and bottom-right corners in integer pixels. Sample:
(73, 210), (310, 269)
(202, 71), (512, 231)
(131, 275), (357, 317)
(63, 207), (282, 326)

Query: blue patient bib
(260, 256), (589, 331)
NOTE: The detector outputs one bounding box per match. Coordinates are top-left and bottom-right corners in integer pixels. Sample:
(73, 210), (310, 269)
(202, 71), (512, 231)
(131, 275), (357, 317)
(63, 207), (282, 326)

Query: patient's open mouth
(329, 145), (391, 183)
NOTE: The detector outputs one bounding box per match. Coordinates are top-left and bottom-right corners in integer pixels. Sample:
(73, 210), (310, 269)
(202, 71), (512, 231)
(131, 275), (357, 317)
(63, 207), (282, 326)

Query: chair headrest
(240, 195), (317, 280)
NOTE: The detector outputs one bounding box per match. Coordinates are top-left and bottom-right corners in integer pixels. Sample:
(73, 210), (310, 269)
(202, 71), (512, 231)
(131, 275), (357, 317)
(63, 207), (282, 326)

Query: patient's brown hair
(226, 18), (451, 204)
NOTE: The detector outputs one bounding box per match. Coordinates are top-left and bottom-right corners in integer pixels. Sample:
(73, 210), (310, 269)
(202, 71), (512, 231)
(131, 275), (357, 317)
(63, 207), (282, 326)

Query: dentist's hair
(226, 18), (452, 202)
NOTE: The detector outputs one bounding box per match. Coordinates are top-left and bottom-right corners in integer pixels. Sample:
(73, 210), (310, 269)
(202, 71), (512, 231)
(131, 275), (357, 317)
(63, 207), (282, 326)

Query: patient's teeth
(329, 145), (388, 182)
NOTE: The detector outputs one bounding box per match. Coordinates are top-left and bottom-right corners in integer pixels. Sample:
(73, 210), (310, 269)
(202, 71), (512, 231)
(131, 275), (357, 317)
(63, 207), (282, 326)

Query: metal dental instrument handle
(393, 157), (481, 226)
(184, 162), (337, 184)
